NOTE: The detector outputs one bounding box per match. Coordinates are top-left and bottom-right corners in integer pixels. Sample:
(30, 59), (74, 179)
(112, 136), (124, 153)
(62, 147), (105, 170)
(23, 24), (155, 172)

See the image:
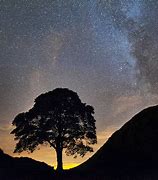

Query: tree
(11, 88), (97, 171)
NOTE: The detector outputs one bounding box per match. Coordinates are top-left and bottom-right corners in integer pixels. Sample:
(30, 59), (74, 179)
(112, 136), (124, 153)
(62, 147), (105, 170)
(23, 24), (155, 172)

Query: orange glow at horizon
(0, 124), (117, 168)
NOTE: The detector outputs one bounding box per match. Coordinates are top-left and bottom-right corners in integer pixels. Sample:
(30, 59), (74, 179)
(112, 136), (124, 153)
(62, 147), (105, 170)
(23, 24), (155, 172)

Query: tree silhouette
(11, 88), (97, 171)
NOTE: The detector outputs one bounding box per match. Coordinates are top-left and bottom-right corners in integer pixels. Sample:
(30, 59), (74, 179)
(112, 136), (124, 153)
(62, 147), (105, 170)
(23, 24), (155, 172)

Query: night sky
(1, 0), (158, 168)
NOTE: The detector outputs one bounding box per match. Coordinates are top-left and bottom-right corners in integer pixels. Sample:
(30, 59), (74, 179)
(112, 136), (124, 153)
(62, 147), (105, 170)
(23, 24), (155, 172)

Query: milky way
(1, 0), (158, 166)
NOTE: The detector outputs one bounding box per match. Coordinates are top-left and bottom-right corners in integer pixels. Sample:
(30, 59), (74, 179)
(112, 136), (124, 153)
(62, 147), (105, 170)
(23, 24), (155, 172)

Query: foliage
(11, 88), (97, 170)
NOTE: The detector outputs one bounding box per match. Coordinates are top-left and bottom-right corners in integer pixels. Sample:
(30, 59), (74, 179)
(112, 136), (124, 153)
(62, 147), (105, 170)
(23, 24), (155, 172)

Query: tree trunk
(56, 146), (63, 172)
(56, 120), (63, 172)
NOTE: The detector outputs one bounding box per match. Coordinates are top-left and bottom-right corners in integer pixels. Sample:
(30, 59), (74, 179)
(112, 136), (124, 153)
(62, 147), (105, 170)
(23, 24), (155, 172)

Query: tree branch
(48, 141), (56, 149)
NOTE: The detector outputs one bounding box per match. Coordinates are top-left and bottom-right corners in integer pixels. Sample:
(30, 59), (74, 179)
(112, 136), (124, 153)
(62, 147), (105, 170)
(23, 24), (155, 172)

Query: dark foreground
(1, 105), (158, 179)
(1, 148), (158, 180)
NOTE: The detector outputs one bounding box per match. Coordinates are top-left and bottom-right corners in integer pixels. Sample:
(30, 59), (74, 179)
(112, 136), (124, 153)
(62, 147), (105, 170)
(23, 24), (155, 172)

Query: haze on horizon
(1, 0), (158, 168)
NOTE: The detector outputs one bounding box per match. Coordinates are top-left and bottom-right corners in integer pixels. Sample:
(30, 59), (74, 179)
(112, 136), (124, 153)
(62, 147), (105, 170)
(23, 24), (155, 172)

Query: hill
(72, 105), (158, 179)
(0, 149), (54, 179)
(2, 105), (158, 179)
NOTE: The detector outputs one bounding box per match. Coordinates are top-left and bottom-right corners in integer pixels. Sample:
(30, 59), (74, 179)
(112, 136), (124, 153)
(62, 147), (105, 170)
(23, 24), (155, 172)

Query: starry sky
(1, 0), (158, 169)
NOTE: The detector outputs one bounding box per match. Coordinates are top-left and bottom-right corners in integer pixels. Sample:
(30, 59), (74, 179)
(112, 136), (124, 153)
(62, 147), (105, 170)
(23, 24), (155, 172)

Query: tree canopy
(11, 88), (97, 171)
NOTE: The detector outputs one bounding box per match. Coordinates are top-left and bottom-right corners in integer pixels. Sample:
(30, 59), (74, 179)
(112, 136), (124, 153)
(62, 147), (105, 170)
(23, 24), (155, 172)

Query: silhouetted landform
(2, 105), (158, 179)
(72, 105), (158, 179)
(0, 149), (54, 180)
